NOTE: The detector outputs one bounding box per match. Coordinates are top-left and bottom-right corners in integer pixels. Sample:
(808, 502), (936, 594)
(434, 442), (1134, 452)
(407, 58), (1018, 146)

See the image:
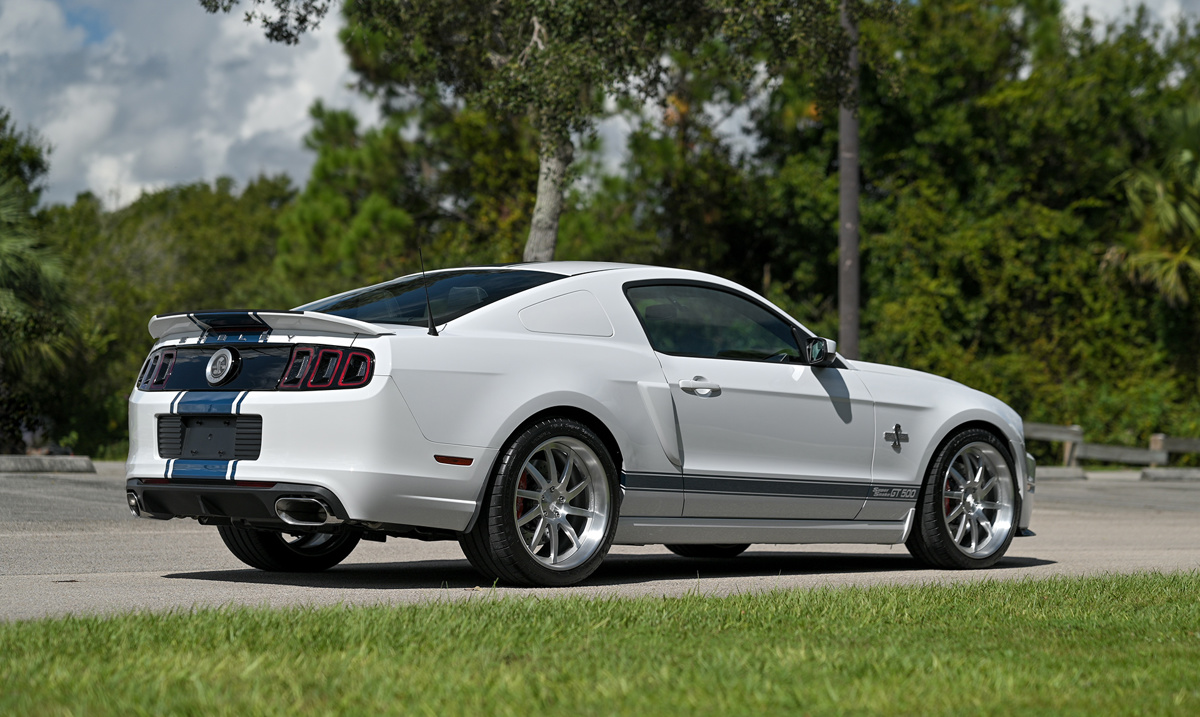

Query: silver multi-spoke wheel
(513, 437), (611, 571)
(940, 441), (1015, 559)
(459, 417), (619, 586)
(907, 428), (1019, 569)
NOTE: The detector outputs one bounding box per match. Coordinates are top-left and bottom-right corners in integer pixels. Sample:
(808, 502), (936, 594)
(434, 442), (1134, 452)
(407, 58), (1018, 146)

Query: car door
(626, 282), (876, 520)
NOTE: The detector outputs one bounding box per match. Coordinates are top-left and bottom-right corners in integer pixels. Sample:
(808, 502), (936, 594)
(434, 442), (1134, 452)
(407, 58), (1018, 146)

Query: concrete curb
(1036, 466), (1087, 481)
(0, 455), (96, 474)
(1141, 468), (1200, 481)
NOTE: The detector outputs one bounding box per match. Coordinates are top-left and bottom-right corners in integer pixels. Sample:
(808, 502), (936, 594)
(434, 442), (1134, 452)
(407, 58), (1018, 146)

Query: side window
(626, 284), (801, 361)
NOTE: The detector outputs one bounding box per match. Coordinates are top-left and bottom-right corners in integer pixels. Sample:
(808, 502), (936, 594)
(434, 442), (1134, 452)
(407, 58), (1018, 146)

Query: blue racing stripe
(234, 391), (249, 415)
(176, 391), (241, 414)
(171, 459), (230, 479)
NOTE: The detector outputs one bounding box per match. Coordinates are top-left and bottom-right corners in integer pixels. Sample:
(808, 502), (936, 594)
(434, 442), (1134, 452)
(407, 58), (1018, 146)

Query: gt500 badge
(872, 486), (918, 500)
(205, 347), (239, 386)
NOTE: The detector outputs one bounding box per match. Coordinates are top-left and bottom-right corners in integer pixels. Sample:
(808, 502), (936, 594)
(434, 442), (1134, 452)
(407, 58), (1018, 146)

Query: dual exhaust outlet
(126, 490), (340, 527)
(274, 497), (342, 527)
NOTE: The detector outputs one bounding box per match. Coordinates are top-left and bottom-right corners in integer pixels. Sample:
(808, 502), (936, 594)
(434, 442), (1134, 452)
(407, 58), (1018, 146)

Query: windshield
(298, 269), (562, 326)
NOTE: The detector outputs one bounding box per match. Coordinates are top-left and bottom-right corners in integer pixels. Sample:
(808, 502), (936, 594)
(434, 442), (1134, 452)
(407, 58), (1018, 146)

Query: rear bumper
(126, 376), (498, 532)
(126, 478), (347, 530)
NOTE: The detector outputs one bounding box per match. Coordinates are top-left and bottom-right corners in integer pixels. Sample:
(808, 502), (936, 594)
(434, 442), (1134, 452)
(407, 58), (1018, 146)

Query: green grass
(2, 572), (1198, 715)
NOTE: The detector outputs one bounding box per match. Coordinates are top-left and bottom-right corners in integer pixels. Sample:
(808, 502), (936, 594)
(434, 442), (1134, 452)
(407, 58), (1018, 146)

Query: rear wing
(148, 311), (393, 340)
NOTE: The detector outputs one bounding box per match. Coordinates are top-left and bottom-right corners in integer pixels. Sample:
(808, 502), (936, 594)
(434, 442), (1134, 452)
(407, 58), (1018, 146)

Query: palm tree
(1119, 103), (1200, 305)
(0, 176), (73, 452)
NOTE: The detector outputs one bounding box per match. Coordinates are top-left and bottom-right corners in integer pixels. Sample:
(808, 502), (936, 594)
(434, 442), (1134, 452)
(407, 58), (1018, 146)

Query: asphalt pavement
(2, 463), (1198, 622)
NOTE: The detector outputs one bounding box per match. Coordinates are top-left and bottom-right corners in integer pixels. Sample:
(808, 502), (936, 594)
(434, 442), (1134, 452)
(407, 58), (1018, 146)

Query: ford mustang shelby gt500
(126, 262), (1034, 586)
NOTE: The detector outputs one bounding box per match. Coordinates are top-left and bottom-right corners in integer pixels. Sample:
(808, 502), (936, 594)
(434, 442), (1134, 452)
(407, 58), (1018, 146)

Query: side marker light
(434, 455), (474, 466)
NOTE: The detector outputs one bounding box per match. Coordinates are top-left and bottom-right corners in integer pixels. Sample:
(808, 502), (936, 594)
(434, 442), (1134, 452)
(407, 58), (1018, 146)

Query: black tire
(665, 544), (750, 559)
(217, 526), (360, 572)
(906, 428), (1019, 569)
(459, 417), (620, 587)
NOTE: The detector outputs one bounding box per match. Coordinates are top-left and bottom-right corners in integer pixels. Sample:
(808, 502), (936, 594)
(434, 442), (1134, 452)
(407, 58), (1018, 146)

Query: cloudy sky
(0, 0), (1196, 210)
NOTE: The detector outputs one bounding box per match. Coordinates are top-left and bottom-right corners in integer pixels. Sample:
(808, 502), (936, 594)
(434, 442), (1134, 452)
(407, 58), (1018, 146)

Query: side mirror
(805, 337), (838, 367)
(789, 327), (838, 366)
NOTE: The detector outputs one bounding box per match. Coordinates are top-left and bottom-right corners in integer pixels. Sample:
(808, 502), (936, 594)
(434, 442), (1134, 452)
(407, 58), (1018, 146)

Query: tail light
(134, 344), (375, 392)
(306, 349), (344, 388)
(339, 351), (373, 388)
(279, 348), (313, 388)
(280, 345), (375, 391)
(136, 350), (176, 390)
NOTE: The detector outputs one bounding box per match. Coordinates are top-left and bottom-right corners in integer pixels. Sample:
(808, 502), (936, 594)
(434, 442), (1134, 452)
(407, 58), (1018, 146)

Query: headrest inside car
(644, 303), (677, 320)
(447, 286), (488, 312)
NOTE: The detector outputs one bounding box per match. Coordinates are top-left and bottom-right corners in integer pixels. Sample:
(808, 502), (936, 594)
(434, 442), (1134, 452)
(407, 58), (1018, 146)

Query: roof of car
(489, 261), (649, 276)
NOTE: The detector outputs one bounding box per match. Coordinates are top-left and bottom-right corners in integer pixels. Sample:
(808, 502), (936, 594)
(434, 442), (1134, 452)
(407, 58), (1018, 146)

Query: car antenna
(417, 240), (438, 336)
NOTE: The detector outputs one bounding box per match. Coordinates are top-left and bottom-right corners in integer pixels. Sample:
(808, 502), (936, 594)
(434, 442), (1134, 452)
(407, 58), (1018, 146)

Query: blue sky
(0, 0), (1195, 210)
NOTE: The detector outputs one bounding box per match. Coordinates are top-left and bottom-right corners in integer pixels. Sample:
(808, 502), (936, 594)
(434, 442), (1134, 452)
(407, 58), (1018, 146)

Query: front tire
(460, 418), (619, 587)
(906, 428), (1018, 569)
(217, 526), (360, 572)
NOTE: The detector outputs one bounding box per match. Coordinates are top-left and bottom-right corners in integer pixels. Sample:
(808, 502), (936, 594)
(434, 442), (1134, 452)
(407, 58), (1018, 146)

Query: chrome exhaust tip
(274, 497), (342, 526)
(126, 491), (142, 517)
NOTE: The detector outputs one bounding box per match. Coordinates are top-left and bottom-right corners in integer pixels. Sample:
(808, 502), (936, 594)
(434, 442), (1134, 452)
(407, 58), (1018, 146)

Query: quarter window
(626, 284), (801, 361)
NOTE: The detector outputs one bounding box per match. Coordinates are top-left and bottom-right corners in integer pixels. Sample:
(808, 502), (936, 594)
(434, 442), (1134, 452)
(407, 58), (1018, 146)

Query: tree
(38, 176), (294, 456)
(0, 108), (50, 209)
(273, 97), (540, 302)
(201, 0), (719, 261)
(0, 178), (73, 453)
(837, 0), (860, 358)
(0, 109), (68, 453)
(1119, 103), (1200, 306)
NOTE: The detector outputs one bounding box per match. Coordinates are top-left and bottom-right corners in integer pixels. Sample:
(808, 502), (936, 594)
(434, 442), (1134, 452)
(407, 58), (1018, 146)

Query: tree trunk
(837, 0), (860, 360)
(523, 135), (574, 263)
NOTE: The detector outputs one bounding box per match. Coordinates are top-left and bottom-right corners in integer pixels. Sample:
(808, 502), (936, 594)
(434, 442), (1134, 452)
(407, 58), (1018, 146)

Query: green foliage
(273, 97), (539, 303)
(1119, 102), (1200, 305)
(22, 0), (1200, 459)
(0, 112), (70, 452)
(846, 0), (1200, 444)
(2, 573), (1199, 714)
(38, 176), (295, 456)
(0, 108), (50, 209)
(0, 178), (73, 453)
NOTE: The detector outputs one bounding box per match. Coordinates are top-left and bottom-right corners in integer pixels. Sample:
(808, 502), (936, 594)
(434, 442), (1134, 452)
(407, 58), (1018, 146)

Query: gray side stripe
(624, 471), (917, 502)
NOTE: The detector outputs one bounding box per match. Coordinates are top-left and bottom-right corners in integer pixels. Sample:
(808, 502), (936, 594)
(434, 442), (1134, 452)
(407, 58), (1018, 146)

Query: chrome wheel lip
(940, 441), (1015, 559)
(513, 436), (610, 571)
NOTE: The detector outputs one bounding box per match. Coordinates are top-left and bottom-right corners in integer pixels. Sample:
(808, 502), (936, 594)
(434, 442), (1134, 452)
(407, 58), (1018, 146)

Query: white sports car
(126, 262), (1035, 586)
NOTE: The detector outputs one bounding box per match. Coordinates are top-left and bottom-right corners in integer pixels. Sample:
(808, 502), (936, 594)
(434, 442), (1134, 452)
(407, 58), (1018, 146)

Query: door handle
(679, 376), (721, 397)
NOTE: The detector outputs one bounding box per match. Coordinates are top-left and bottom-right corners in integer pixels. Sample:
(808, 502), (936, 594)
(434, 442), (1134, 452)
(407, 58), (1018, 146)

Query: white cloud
(0, 0), (83, 56)
(0, 0), (376, 209)
(1062, 0), (1200, 22)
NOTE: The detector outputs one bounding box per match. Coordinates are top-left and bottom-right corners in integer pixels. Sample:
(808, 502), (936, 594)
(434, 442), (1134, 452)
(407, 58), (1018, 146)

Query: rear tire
(460, 417), (619, 587)
(217, 526), (360, 572)
(906, 428), (1018, 569)
(665, 544), (750, 559)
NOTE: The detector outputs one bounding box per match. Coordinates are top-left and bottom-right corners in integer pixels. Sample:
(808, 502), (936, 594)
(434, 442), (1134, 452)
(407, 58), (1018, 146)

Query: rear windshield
(298, 269), (562, 326)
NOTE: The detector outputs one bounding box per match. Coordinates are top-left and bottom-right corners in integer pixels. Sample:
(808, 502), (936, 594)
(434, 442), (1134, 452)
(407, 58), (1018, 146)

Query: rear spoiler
(148, 310), (393, 340)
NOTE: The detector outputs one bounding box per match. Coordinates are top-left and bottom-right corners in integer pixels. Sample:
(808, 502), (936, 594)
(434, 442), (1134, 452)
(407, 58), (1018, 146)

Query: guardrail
(1024, 422), (1194, 467)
